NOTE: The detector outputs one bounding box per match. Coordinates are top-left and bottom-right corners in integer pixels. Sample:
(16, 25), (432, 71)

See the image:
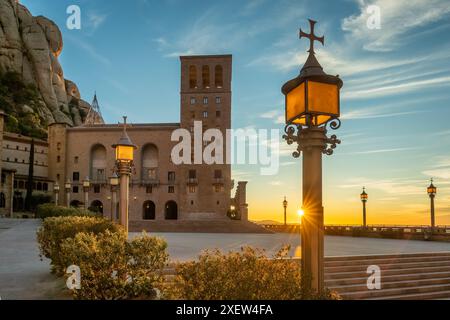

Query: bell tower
(179, 55), (232, 218)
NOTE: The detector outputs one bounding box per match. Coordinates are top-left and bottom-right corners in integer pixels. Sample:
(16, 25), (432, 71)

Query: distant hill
(252, 220), (283, 225)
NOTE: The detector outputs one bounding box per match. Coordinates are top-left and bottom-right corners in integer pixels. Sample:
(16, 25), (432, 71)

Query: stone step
(325, 265), (450, 280)
(325, 271), (450, 286)
(340, 283), (450, 300)
(325, 260), (450, 273)
(329, 277), (450, 293)
(325, 252), (450, 262)
(325, 255), (450, 267)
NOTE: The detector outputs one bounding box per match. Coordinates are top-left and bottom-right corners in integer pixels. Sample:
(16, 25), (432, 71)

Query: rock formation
(0, 0), (102, 130)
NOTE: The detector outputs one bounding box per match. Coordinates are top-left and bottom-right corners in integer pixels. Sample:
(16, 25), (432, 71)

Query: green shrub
(37, 216), (122, 275)
(36, 203), (94, 219)
(60, 231), (168, 300)
(166, 246), (340, 300)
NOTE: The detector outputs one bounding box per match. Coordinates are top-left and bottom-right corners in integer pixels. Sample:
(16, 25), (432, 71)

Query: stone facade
(0, 55), (249, 227)
(0, 114), (53, 216)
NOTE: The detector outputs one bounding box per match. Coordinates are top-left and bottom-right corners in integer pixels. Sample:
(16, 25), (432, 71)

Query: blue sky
(21, 0), (450, 225)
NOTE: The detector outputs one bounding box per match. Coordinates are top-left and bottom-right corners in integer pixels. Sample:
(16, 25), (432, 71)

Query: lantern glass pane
(286, 82), (305, 123)
(116, 145), (134, 161)
(307, 81), (339, 116)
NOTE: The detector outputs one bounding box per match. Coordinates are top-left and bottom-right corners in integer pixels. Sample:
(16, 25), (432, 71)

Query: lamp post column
(83, 179), (90, 210)
(283, 197), (288, 226)
(118, 163), (131, 233)
(430, 194), (435, 229)
(363, 201), (367, 228)
(65, 180), (71, 207)
(300, 127), (327, 294)
(111, 187), (117, 221)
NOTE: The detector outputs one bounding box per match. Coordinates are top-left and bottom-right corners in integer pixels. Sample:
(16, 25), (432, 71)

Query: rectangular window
(57, 156), (61, 163)
(214, 170), (222, 179)
(214, 185), (222, 192)
(203, 111), (208, 118)
(203, 97), (208, 105)
(146, 185), (153, 194)
(216, 111), (221, 118)
(168, 186), (175, 193)
(191, 112), (195, 119)
(94, 185), (100, 193)
(168, 171), (175, 182)
(190, 97), (196, 105)
(72, 186), (79, 193)
(147, 168), (156, 180)
(189, 185), (196, 193)
(73, 172), (80, 181)
(74, 156), (79, 164)
(189, 170), (197, 179)
(215, 97), (221, 104)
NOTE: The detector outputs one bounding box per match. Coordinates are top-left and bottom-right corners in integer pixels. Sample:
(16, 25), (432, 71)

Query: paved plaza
(1, 219), (450, 299)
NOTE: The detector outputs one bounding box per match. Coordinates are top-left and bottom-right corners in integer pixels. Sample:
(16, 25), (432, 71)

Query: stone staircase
(129, 219), (273, 233)
(325, 252), (450, 300)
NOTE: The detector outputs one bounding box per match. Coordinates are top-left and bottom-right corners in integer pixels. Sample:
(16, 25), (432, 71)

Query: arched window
(202, 65), (210, 88)
(189, 65), (197, 89)
(215, 65), (223, 88)
(143, 201), (156, 220)
(90, 144), (107, 183)
(141, 144), (158, 182)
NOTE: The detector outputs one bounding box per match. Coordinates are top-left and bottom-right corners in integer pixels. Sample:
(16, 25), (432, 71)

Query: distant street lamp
(109, 173), (119, 221)
(83, 177), (90, 210)
(112, 116), (137, 233)
(53, 182), (60, 206)
(282, 19), (343, 294)
(427, 179), (437, 229)
(360, 187), (368, 228)
(283, 196), (288, 226)
(64, 179), (71, 207)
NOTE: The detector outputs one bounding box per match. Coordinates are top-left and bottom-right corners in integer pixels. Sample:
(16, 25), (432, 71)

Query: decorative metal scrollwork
(325, 117), (341, 131)
(283, 122), (341, 158)
(323, 134), (341, 155)
(283, 124), (304, 158)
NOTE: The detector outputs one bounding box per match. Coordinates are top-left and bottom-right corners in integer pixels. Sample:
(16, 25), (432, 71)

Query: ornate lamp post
(427, 179), (437, 229)
(112, 116), (137, 233)
(282, 19), (343, 294)
(109, 173), (119, 221)
(83, 177), (90, 210)
(283, 196), (288, 226)
(53, 182), (60, 206)
(360, 187), (368, 228)
(64, 179), (71, 207)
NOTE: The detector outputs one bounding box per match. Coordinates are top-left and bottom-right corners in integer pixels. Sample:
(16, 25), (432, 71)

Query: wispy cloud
(260, 109), (284, 124)
(86, 12), (108, 33)
(348, 147), (419, 155)
(339, 177), (426, 196)
(66, 35), (111, 66)
(341, 0), (450, 52)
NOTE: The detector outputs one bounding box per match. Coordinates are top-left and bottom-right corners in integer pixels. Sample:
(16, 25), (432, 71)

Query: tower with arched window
(179, 55), (232, 218)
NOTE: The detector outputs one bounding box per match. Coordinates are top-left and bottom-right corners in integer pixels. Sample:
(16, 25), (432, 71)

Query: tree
(25, 139), (34, 211)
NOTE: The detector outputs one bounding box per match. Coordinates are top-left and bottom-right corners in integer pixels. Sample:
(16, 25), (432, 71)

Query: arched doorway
(165, 201), (178, 220)
(143, 201), (156, 220)
(90, 200), (103, 214)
